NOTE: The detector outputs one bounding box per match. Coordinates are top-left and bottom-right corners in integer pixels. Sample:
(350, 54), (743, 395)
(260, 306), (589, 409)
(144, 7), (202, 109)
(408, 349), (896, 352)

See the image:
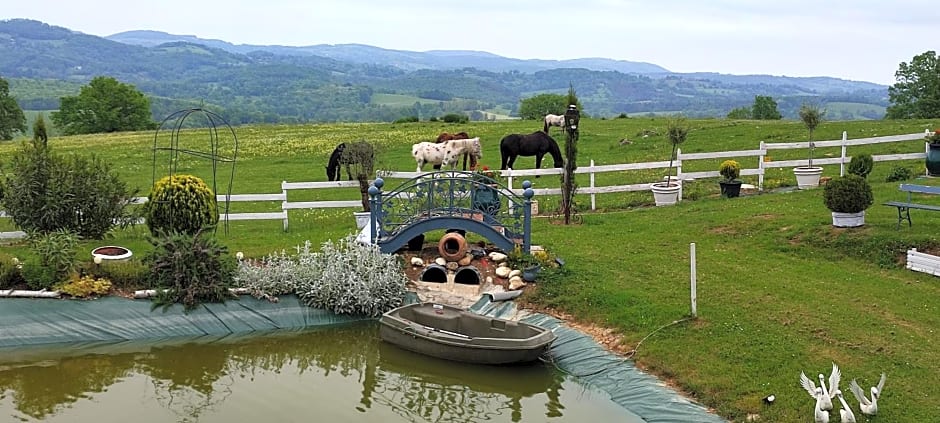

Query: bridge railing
(368, 171), (533, 247)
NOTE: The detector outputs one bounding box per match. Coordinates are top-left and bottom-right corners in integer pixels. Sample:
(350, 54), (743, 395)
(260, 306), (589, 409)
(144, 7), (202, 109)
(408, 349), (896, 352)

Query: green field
(1, 117), (940, 421)
(369, 93), (444, 106)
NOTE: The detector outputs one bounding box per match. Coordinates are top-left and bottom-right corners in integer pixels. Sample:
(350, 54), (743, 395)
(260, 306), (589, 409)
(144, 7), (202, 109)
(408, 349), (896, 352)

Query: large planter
(831, 211), (865, 228)
(91, 246), (133, 262)
(927, 144), (940, 176)
(793, 166), (824, 189)
(719, 180), (742, 198)
(354, 211), (371, 229)
(651, 182), (681, 206)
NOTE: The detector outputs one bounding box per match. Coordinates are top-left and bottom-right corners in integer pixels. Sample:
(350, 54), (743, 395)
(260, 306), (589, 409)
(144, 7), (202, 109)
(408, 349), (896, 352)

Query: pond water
(0, 322), (642, 423)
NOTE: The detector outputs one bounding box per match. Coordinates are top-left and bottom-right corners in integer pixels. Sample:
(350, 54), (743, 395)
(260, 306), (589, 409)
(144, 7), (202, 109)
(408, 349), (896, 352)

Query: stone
(445, 261), (459, 271)
(508, 276), (526, 290)
(458, 254), (473, 266)
(410, 257), (424, 267)
(485, 276), (494, 285)
(509, 269), (522, 278)
(495, 266), (512, 278)
(435, 257), (446, 266)
(488, 252), (508, 263)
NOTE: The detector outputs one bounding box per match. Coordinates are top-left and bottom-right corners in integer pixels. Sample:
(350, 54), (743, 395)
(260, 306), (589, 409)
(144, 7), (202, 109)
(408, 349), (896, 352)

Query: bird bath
(91, 246), (133, 262)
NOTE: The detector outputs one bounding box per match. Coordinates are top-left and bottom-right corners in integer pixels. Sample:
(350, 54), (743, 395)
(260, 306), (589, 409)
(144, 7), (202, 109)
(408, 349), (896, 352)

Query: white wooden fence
(2, 130), (932, 232)
(907, 248), (940, 277)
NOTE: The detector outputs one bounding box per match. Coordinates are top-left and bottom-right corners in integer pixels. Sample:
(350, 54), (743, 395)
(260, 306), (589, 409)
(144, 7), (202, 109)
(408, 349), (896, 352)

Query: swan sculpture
(849, 373), (886, 416)
(835, 390), (857, 423)
(800, 363), (840, 411)
(800, 372), (829, 423)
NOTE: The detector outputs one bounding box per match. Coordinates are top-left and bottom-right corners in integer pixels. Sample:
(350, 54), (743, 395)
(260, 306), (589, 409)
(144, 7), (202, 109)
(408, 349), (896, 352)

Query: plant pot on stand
(793, 166), (823, 189)
(354, 211), (371, 229)
(831, 211), (865, 228)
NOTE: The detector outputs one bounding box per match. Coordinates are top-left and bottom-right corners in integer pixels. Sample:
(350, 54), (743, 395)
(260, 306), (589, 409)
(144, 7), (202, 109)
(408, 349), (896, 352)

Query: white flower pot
(354, 211), (371, 229)
(651, 182), (681, 206)
(831, 211), (865, 228)
(793, 166), (823, 189)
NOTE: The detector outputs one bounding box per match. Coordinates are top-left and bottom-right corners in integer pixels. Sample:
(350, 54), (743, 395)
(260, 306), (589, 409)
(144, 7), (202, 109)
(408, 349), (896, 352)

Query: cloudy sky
(7, 0), (938, 85)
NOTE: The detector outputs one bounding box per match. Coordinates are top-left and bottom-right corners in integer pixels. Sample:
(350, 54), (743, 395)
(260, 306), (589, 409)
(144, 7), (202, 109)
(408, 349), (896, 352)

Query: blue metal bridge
(365, 171), (535, 254)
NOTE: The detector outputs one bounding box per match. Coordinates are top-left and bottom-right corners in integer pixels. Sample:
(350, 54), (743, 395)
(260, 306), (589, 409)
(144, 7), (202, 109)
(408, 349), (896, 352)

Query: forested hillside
(1, 19), (889, 124)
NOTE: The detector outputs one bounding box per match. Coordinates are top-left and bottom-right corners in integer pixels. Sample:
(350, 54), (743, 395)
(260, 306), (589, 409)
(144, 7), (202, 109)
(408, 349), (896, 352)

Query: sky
(7, 0), (939, 85)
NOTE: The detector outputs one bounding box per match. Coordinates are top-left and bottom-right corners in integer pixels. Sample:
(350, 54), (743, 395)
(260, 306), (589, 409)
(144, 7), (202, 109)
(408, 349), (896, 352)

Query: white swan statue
(800, 371), (830, 423)
(835, 389), (857, 423)
(849, 373), (886, 416)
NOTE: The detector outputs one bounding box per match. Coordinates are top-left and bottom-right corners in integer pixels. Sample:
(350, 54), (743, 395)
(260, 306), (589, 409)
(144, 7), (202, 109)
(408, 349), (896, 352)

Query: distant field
(825, 101), (886, 120)
(370, 93), (444, 107)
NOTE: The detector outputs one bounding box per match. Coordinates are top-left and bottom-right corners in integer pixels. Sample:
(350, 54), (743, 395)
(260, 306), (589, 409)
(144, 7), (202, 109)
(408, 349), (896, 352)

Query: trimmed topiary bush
(719, 160), (741, 181)
(823, 174), (873, 213)
(145, 174), (218, 236)
(847, 153), (874, 178)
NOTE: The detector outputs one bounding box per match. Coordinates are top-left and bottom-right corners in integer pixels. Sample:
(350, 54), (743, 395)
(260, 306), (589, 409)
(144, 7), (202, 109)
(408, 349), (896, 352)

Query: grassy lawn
(1, 117), (940, 422)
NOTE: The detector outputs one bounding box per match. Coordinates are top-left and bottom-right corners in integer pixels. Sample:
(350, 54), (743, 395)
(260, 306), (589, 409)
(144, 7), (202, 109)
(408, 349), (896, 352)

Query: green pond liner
(0, 295), (368, 349)
(471, 296), (727, 423)
(0, 293), (725, 422)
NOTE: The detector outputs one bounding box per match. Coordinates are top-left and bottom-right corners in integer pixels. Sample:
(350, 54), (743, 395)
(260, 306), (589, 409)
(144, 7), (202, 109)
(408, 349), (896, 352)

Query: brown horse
(434, 132), (477, 170)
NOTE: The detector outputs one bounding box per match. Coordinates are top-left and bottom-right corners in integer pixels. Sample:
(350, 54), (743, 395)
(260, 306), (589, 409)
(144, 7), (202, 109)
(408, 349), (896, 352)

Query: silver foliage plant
(235, 235), (408, 317)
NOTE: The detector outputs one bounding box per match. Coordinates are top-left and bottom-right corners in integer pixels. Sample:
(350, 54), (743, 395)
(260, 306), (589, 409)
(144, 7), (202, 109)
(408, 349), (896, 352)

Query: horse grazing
(326, 141), (374, 181)
(442, 137), (482, 170)
(434, 131), (473, 170)
(499, 132), (563, 172)
(543, 114), (565, 133)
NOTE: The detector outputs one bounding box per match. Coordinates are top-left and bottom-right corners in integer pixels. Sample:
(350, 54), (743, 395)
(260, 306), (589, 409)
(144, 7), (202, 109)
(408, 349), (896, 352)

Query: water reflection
(0, 322), (631, 422)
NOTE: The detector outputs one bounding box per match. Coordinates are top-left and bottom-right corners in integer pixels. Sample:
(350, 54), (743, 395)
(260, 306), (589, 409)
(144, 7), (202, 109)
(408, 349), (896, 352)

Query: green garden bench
(883, 184), (940, 229)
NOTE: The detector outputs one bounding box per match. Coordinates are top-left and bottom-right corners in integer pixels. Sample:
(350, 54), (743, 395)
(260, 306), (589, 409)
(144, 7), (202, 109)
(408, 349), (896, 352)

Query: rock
(488, 252), (507, 263)
(509, 269), (522, 278)
(458, 254), (473, 266)
(435, 257), (446, 266)
(446, 261), (459, 271)
(410, 257), (424, 267)
(508, 276), (526, 290)
(485, 276), (493, 285)
(495, 266), (512, 278)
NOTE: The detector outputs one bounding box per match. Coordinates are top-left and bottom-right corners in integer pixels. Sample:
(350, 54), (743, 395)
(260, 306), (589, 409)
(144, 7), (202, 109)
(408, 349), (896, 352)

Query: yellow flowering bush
(57, 274), (112, 298)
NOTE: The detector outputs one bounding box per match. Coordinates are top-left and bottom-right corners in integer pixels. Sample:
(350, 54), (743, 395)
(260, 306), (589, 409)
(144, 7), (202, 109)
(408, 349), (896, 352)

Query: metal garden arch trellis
(151, 108), (238, 234)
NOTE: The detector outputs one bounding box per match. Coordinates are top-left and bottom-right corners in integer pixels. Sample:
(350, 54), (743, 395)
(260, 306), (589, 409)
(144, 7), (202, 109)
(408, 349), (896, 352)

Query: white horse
(543, 114), (565, 133)
(412, 141), (449, 172)
(442, 137), (482, 169)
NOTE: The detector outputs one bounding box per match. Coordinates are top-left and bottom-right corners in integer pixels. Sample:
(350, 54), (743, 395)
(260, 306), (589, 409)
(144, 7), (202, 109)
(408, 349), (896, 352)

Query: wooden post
(758, 141), (765, 191)
(840, 131), (847, 176)
(690, 242), (697, 318)
(590, 159), (596, 210)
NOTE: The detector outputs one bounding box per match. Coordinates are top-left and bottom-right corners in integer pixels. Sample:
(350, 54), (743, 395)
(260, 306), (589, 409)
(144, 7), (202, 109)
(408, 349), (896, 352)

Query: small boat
(379, 302), (556, 365)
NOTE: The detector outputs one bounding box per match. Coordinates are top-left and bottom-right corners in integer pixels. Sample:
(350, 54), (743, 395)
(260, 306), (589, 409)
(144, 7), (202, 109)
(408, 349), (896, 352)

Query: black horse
(499, 131), (564, 171)
(326, 142), (374, 181)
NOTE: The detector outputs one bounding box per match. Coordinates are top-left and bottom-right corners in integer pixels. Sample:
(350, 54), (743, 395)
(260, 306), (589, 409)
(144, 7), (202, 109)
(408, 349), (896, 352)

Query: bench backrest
(899, 184), (940, 195)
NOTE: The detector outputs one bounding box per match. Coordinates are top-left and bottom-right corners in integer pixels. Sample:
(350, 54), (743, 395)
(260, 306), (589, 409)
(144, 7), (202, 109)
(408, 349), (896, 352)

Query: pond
(0, 321), (643, 423)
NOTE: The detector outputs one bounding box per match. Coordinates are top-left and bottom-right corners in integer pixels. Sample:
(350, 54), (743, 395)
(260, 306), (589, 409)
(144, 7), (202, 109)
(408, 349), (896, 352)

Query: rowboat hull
(379, 302), (555, 365)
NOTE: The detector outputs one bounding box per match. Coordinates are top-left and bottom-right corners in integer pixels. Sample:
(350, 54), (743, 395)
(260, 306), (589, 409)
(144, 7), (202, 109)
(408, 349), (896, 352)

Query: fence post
(590, 159), (596, 211)
(840, 131), (847, 176)
(677, 148), (683, 202)
(758, 141), (765, 191)
(281, 181), (289, 231)
(507, 168), (514, 192)
(690, 242), (697, 318)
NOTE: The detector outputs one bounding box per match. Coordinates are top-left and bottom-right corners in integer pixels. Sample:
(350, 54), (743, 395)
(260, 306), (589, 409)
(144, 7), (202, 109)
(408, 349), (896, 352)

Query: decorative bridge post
(368, 177), (384, 245)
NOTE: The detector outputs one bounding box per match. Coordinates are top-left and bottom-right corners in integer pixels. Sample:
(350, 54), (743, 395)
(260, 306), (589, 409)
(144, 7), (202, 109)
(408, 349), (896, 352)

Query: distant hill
(1, 19), (889, 124)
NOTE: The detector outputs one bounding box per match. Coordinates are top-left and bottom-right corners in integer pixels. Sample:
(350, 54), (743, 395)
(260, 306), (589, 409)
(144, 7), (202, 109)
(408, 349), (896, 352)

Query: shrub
(145, 174), (218, 236)
(87, 260), (148, 290)
(393, 116), (419, 124)
(885, 166), (913, 182)
(823, 175), (873, 213)
(20, 258), (60, 290)
(719, 160), (741, 181)
(292, 235), (408, 317)
(145, 228), (236, 311)
(847, 154), (874, 178)
(27, 229), (78, 284)
(57, 274), (112, 298)
(441, 113), (469, 124)
(0, 254), (25, 289)
(2, 140), (136, 238)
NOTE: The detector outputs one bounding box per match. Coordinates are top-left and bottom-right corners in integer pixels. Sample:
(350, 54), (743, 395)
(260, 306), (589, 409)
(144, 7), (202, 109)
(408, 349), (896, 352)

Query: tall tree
(518, 93), (568, 120)
(51, 76), (156, 135)
(887, 51), (940, 119)
(0, 77), (27, 140)
(751, 95), (782, 120)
